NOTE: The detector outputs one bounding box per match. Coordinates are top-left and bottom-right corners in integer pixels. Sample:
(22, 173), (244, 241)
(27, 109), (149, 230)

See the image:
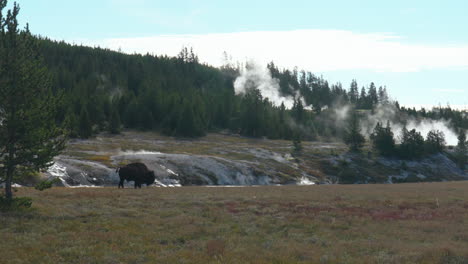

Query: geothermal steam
(359, 104), (462, 146)
(233, 62), (464, 145)
(234, 62), (297, 108)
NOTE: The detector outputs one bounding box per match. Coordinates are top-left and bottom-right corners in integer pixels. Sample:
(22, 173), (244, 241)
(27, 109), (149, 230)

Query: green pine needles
(0, 1), (66, 202)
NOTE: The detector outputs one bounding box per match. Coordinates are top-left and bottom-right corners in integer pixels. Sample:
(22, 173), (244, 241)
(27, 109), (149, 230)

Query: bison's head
(146, 171), (156, 185)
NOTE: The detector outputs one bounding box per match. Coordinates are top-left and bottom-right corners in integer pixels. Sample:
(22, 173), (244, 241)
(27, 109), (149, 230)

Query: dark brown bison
(116, 162), (155, 188)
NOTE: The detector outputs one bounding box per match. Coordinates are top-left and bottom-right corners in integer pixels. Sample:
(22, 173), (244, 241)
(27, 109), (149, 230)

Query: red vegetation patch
(224, 201), (240, 214)
(338, 207), (371, 217)
(371, 209), (442, 221)
(222, 200), (457, 222)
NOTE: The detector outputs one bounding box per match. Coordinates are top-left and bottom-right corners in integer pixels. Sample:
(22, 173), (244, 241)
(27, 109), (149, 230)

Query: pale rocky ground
(43, 131), (467, 187)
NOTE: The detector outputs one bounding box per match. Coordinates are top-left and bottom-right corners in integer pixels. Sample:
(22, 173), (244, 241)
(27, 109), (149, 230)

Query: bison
(117, 162), (155, 188)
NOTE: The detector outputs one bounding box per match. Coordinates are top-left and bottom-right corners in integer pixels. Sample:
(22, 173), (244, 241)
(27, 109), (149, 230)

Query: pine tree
(370, 121), (395, 156)
(78, 107), (92, 138)
(425, 130), (446, 154)
(140, 109), (155, 130)
(108, 108), (121, 134)
(348, 79), (359, 104)
(398, 128), (425, 159)
(358, 87), (368, 109)
(0, 1), (66, 202)
(291, 98), (304, 123)
(368, 82), (378, 108)
(378, 86), (389, 104)
(240, 87), (264, 137)
(175, 102), (205, 137)
(343, 111), (365, 152)
(123, 98), (138, 128)
(64, 110), (79, 138)
(455, 130), (467, 169)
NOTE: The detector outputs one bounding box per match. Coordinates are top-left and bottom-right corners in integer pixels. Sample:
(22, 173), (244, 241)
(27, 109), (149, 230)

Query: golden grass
(1, 182), (468, 263)
(87, 155), (111, 162)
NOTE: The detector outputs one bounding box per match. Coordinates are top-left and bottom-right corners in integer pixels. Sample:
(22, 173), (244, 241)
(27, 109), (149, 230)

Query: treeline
(39, 41), (237, 138)
(370, 122), (447, 159)
(36, 38), (467, 142)
(372, 121), (466, 166)
(399, 105), (468, 130)
(343, 113), (467, 165)
(267, 62), (389, 112)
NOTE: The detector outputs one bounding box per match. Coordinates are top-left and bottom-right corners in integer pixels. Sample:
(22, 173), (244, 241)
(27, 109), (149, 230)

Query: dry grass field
(1, 182), (468, 264)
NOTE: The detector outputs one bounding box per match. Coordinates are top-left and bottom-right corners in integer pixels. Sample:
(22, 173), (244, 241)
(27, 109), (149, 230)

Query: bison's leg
(134, 181), (138, 189)
(119, 179), (124, 188)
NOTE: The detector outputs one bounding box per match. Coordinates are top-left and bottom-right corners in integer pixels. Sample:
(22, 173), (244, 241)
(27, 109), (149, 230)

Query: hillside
(2, 36), (467, 189)
(35, 131), (467, 187)
(37, 38), (468, 141)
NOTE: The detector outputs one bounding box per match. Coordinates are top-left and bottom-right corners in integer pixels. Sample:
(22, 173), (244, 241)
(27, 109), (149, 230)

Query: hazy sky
(12, 0), (468, 109)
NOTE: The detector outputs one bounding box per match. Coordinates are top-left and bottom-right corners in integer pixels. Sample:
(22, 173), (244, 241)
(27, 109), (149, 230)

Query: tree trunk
(5, 166), (13, 202)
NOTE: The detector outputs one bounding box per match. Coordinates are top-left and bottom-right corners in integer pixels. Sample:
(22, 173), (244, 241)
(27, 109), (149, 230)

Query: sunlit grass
(1, 182), (467, 263)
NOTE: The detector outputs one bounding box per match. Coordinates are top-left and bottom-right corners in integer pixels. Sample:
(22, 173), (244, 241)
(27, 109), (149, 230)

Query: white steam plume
(358, 104), (462, 146)
(234, 62), (297, 109)
(394, 119), (460, 146)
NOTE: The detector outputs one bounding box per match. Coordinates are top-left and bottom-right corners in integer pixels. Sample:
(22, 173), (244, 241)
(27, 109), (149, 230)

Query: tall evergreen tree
(291, 98), (305, 123)
(108, 108), (121, 134)
(358, 87), (368, 109)
(348, 79), (359, 104)
(0, 1), (66, 202)
(78, 107), (92, 138)
(368, 82), (378, 108)
(123, 98), (138, 128)
(343, 110), (365, 152)
(370, 121), (396, 156)
(424, 130), (446, 154)
(378, 86), (389, 104)
(455, 130), (467, 169)
(398, 128), (425, 159)
(240, 87), (264, 137)
(175, 102), (205, 137)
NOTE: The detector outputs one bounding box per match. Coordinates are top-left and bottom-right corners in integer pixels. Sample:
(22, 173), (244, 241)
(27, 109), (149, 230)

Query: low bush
(35, 178), (61, 191)
(0, 196), (33, 211)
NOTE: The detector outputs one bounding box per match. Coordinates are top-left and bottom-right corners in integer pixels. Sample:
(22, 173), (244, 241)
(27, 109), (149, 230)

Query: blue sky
(12, 0), (468, 109)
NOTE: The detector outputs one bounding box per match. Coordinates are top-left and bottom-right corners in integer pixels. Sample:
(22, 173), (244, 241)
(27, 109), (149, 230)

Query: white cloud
(76, 29), (468, 74)
(432, 88), (465, 93)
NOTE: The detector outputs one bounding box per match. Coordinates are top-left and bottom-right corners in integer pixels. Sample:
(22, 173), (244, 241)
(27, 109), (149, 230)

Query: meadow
(1, 182), (468, 264)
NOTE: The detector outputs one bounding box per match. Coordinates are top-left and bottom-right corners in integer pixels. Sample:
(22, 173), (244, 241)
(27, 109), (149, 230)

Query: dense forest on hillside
(37, 38), (467, 142)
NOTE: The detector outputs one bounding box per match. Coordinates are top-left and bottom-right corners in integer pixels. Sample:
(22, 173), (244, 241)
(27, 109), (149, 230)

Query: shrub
(0, 197), (33, 211)
(291, 134), (303, 157)
(35, 178), (61, 191)
(336, 159), (362, 184)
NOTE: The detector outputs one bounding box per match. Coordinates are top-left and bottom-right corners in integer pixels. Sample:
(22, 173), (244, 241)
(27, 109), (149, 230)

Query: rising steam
(233, 62), (464, 145)
(234, 62), (297, 108)
(359, 104), (462, 146)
